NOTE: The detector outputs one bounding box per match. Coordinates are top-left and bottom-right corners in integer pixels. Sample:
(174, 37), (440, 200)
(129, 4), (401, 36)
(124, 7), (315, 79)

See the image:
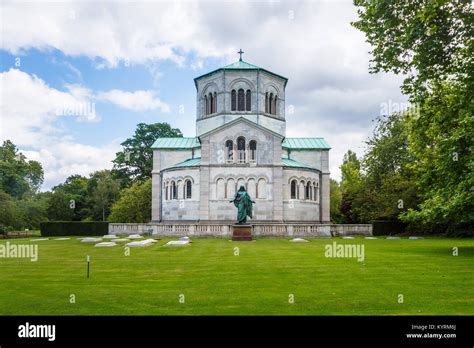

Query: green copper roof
(282, 138), (331, 150)
(282, 157), (319, 170)
(152, 137), (200, 149)
(172, 157), (201, 168)
(222, 60), (261, 70)
(194, 60), (288, 87)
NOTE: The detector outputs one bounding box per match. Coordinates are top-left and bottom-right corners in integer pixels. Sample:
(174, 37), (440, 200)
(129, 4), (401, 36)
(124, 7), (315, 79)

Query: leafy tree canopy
(108, 178), (152, 223)
(113, 123), (182, 183)
(0, 140), (44, 198)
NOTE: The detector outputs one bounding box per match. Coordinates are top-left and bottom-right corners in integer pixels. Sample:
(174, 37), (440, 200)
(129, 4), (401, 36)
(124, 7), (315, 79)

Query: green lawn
(0, 237), (473, 315)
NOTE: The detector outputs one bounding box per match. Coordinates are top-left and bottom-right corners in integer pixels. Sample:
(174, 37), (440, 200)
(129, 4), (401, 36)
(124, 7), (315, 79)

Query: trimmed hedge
(372, 220), (407, 236)
(446, 222), (474, 238)
(40, 221), (109, 236)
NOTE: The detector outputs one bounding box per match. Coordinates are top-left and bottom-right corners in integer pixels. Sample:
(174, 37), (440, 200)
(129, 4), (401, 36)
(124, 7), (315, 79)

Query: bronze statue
(230, 186), (255, 224)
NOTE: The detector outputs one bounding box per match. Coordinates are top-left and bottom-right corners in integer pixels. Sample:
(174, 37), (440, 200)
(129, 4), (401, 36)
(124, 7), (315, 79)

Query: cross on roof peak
(237, 49), (244, 61)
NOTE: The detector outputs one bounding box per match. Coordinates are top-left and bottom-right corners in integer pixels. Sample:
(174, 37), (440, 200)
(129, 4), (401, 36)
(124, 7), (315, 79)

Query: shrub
(40, 221), (109, 236)
(405, 222), (448, 235)
(372, 220), (407, 236)
(446, 222), (474, 238)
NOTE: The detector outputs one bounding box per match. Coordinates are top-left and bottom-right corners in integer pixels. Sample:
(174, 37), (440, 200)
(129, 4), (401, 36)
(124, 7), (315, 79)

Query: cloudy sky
(0, 0), (407, 190)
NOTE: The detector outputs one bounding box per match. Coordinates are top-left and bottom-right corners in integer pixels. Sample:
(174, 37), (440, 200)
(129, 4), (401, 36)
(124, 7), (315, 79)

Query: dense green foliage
(1, 237), (473, 315)
(329, 179), (343, 223)
(40, 221), (109, 236)
(352, 0), (472, 97)
(338, 114), (420, 224)
(108, 178), (152, 223)
(113, 122), (182, 183)
(349, 0), (473, 231)
(0, 140), (43, 198)
(402, 82), (473, 225)
(372, 220), (407, 236)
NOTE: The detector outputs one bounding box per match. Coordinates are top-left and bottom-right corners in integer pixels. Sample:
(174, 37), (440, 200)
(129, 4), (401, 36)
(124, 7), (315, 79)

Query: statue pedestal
(232, 225), (252, 241)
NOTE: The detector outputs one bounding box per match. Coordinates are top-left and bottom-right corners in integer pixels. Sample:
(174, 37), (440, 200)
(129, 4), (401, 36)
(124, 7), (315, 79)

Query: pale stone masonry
(152, 59), (331, 223)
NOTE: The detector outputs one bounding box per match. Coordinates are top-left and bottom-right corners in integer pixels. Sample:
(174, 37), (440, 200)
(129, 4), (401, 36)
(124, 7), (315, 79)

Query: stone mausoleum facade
(151, 57), (331, 224)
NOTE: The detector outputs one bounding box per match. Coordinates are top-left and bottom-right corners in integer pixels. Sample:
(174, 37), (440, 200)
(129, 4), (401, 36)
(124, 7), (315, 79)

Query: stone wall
(282, 168), (321, 221)
(160, 168), (201, 221)
(109, 223), (372, 238)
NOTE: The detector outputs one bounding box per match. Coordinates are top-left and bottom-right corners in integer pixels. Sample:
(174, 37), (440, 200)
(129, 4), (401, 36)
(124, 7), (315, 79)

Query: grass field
(0, 237), (473, 315)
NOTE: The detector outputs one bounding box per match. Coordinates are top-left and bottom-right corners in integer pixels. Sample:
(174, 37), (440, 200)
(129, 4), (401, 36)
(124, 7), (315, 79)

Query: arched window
(246, 90), (251, 111)
(265, 93), (268, 113)
(238, 89), (245, 111)
(269, 93), (273, 114)
(171, 181), (177, 200)
(305, 182), (311, 200)
(314, 182), (319, 202)
(249, 140), (257, 162)
(227, 178), (236, 198)
(231, 90), (236, 111)
(273, 95), (277, 116)
(185, 180), (192, 199)
(205, 95), (208, 115)
(216, 178), (225, 199)
(299, 181), (305, 200)
(257, 178), (267, 199)
(209, 93), (214, 114)
(177, 180), (183, 200)
(290, 180), (297, 199)
(165, 182), (169, 200)
(225, 140), (233, 162)
(237, 136), (246, 163)
(213, 92), (217, 114)
(247, 178), (256, 198)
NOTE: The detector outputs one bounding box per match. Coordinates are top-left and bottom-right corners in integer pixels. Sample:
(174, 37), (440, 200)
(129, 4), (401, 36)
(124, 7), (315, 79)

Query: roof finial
(237, 48), (244, 61)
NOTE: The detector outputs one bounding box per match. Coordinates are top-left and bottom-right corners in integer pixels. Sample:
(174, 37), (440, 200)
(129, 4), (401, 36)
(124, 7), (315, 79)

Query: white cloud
(97, 89), (170, 112)
(1, 1), (212, 68)
(0, 69), (122, 189)
(0, 69), (98, 146)
(22, 141), (120, 190)
(1, 0), (408, 183)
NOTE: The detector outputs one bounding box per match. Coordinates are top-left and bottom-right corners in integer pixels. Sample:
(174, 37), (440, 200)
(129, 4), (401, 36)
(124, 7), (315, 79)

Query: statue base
(232, 225), (252, 241)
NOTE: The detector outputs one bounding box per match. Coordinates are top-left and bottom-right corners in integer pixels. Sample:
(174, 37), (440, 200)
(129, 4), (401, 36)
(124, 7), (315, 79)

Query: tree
(88, 170), (120, 221)
(337, 114), (421, 224)
(50, 175), (90, 221)
(359, 113), (420, 222)
(364, 114), (413, 185)
(46, 191), (74, 221)
(352, 0), (472, 98)
(0, 140), (44, 198)
(0, 191), (21, 229)
(352, 0), (473, 227)
(16, 192), (50, 229)
(339, 150), (363, 223)
(113, 123), (182, 183)
(402, 82), (473, 224)
(340, 150), (362, 196)
(108, 179), (152, 223)
(330, 179), (344, 223)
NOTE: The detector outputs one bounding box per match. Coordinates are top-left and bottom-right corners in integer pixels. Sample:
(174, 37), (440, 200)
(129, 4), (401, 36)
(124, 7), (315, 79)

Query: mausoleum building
(151, 56), (331, 223)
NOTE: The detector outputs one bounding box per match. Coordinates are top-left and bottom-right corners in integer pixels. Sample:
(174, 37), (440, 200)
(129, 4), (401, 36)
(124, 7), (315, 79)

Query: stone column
(151, 149), (162, 222)
(151, 171), (161, 222)
(320, 150), (330, 223)
(321, 173), (330, 223)
(199, 138), (210, 220)
(272, 166), (284, 221)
